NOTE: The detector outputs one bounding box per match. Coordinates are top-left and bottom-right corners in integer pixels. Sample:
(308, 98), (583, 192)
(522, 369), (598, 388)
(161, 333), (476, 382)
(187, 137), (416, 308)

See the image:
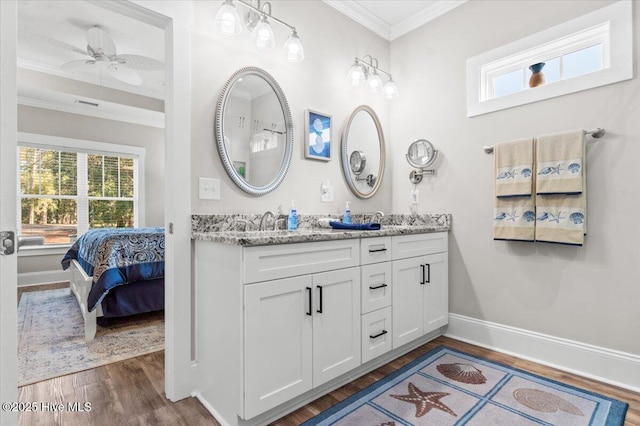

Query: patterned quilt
(61, 227), (165, 312)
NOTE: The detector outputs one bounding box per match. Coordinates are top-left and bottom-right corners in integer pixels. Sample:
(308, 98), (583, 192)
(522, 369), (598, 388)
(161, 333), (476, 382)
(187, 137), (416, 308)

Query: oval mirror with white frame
(341, 105), (385, 199)
(215, 67), (293, 196)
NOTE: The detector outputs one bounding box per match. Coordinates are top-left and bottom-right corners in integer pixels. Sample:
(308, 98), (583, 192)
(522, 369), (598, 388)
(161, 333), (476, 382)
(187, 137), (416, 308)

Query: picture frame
(304, 109), (332, 161)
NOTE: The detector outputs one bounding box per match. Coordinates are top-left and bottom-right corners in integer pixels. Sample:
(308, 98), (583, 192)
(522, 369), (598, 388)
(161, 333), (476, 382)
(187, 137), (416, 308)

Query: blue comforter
(61, 227), (165, 312)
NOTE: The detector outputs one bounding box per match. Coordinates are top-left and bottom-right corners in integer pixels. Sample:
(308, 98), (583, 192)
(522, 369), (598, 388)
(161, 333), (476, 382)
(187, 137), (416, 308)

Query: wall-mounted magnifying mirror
(406, 139), (438, 184)
(341, 105), (385, 199)
(215, 67), (293, 196)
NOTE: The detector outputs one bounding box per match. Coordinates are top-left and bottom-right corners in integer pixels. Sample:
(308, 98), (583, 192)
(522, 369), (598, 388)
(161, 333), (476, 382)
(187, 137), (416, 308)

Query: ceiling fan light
(383, 78), (399, 99)
(367, 71), (383, 94)
(214, 0), (243, 36)
(347, 62), (366, 87)
(251, 16), (275, 49)
(283, 30), (304, 62)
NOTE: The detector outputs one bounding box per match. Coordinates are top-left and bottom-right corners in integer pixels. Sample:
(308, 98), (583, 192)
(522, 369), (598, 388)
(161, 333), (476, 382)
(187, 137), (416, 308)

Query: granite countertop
(192, 213), (451, 247)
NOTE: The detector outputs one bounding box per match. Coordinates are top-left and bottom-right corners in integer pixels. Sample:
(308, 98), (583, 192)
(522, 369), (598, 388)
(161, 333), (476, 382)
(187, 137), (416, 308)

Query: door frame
(0, 2), (193, 418)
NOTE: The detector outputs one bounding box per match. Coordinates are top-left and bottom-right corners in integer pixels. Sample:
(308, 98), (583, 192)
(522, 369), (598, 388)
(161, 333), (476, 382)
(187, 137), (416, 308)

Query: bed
(61, 227), (165, 341)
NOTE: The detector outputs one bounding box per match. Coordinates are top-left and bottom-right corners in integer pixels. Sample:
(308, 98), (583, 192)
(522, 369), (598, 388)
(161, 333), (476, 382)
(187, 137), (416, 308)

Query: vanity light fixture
(347, 55), (399, 99)
(214, 0), (305, 62)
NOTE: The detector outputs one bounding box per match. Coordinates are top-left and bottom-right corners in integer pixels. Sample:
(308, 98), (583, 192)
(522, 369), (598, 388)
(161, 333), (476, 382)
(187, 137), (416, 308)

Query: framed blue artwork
(305, 109), (331, 161)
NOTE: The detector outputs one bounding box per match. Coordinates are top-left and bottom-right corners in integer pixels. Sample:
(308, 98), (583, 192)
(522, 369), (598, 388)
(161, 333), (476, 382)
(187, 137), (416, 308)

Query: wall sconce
(214, 0), (305, 62)
(347, 55), (399, 99)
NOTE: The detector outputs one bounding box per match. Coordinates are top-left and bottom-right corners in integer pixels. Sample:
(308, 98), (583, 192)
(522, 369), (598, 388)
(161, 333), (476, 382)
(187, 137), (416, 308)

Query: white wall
(390, 0), (640, 355)
(191, 0), (391, 216)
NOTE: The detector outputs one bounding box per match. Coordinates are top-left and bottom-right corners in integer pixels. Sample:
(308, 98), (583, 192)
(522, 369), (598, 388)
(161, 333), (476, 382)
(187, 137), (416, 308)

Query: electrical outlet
(199, 177), (221, 200)
(410, 189), (419, 205)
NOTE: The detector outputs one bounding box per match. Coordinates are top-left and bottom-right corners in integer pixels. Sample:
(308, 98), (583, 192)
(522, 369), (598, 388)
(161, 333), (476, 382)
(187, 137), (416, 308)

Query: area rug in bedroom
(302, 346), (628, 426)
(18, 288), (164, 386)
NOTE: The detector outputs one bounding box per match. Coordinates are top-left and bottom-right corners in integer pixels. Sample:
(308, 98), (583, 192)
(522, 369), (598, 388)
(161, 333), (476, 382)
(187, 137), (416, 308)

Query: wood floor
(18, 336), (639, 425)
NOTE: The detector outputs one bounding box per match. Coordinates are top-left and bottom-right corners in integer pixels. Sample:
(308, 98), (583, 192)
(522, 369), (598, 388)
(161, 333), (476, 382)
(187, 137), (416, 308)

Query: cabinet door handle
(306, 286), (312, 316)
(369, 283), (388, 290)
(368, 247), (387, 253)
(316, 285), (323, 313)
(425, 263), (431, 283)
(420, 264), (425, 285)
(370, 330), (388, 339)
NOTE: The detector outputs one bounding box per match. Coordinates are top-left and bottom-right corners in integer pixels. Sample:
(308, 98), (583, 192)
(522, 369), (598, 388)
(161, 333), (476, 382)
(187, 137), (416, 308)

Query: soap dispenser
(287, 200), (298, 231)
(343, 202), (352, 224)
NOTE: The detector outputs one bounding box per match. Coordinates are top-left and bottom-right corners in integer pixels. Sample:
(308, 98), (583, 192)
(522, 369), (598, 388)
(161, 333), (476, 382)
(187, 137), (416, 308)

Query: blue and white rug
(302, 346), (628, 426)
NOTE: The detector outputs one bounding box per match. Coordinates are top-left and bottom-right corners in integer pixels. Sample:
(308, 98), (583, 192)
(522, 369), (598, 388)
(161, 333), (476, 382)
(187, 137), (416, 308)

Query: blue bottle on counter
(287, 200), (298, 231)
(343, 202), (352, 224)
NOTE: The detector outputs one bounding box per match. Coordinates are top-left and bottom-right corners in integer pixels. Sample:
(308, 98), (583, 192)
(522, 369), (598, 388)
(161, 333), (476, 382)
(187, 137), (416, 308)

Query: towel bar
(482, 128), (605, 154)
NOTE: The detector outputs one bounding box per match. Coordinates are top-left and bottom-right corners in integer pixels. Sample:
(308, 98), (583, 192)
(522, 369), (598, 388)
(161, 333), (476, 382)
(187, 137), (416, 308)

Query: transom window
(466, 1), (632, 117)
(17, 133), (145, 245)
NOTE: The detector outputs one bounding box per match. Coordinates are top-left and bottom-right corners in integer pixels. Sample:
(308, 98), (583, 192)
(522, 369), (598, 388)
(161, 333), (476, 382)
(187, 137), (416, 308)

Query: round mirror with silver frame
(406, 139), (438, 184)
(215, 66), (293, 196)
(341, 105), (385, 199)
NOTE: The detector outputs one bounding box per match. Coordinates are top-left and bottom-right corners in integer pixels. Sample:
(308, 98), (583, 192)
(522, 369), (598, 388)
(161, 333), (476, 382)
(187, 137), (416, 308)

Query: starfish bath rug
(302, 346), (628, 426)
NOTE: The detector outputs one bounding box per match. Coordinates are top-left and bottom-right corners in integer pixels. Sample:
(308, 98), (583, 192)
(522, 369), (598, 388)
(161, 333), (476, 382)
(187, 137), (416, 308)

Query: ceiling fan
(27, 26), (164, 86)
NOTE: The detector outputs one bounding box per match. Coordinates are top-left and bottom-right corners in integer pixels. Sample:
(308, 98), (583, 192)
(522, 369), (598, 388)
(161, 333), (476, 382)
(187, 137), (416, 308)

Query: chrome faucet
(369, 210), (384, 223)
(259, 211), (276, 231)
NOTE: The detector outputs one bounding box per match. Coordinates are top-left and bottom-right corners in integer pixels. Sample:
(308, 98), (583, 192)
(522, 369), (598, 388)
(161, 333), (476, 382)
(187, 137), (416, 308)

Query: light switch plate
(321, 186), (334, 202)
(199, 177), (221, 200)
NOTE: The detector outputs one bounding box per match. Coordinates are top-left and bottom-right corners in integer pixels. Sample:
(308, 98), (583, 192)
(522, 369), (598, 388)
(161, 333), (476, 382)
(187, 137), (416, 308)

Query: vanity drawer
(361, 262), (392, 314)
(360, 236), (392, 265)
(392, 232), (447, 260)
(362, 307), (392, 364)
(243, 239), (359, 284)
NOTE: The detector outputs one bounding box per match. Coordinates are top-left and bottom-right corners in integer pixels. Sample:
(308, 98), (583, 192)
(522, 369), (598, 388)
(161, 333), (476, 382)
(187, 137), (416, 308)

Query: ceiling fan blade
(19, 31), (89, 56)
(87, 26), (117, 57)
(108, 64), (143, 86)
(61, 59), (96, 70)
(114, 54), (164, 71)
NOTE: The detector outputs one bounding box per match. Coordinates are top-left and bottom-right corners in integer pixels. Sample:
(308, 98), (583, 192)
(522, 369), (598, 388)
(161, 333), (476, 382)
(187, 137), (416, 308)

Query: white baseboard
(18, 270), (70, 287)
(445, 313), (640, 393)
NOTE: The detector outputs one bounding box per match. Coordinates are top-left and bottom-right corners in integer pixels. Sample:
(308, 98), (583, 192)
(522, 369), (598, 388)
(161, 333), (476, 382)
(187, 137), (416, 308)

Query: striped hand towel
(494, 138), (534, 198)
(536, 130), (584, 195)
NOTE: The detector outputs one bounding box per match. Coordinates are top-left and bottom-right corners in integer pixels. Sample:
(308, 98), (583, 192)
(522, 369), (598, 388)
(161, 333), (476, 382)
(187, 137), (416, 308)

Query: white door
(392, 257), (425, 349)
(312, 267), (361, 386)
(244, 276), (313, 419)
(0, 2), (18, 425)
(423, 253), (449, 334)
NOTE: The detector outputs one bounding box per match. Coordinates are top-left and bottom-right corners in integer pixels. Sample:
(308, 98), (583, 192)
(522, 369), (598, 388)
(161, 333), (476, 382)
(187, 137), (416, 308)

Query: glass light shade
(347, 63), (366, 87)
(251, 18), (275, 49)
(368, 71), (383, 94)
(283, 30), (304, 62)
(214, 1), (242, 36)
(383, 79), (399, 99)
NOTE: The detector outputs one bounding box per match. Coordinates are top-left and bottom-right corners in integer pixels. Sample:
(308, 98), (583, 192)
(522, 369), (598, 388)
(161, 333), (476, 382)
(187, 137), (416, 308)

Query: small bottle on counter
(343, 201), (352, 224)
(287, 200), (298, 231)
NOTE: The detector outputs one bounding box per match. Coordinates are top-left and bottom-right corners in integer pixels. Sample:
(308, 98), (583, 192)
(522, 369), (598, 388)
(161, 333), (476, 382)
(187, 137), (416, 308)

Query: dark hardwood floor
(18, 336), (639, 425)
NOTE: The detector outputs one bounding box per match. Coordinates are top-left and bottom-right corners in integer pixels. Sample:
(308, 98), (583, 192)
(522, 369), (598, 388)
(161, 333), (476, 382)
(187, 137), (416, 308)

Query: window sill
(18, 244), (71, 257)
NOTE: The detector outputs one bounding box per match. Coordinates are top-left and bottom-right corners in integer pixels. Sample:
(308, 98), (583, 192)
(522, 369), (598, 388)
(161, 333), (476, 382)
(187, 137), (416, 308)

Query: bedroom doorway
(1, 2), (192, 420)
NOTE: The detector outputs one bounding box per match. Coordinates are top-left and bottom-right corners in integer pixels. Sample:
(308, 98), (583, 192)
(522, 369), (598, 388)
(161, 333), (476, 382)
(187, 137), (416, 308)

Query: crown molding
(323, 0), (391, 41)
(391, 0), (467, 40)
(323, 0), (466, 41)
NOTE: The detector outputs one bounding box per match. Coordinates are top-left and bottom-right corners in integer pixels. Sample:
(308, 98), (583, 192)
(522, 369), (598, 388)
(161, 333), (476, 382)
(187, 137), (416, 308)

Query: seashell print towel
(493, 196), (536, 242)
(535, 131), (587, 245)
(536, 130), (584, 195)
(494, 138), (534, 197)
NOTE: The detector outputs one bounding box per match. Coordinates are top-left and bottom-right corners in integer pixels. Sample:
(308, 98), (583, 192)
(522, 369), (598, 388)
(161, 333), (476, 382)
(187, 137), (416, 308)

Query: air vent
(76, 99), (99, 107)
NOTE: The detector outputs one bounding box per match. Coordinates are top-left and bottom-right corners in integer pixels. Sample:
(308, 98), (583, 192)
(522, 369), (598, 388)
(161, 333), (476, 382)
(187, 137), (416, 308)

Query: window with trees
(18, 134), (144, 246)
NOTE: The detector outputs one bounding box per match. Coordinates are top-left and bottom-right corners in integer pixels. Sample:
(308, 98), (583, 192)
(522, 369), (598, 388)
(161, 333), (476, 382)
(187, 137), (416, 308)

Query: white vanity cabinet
(391, 232), (449, 349)
(194, 229), (448, 426)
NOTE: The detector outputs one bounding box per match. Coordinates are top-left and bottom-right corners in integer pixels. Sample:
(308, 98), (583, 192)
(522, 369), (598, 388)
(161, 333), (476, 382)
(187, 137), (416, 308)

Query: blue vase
(529, 62), (546, 88)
